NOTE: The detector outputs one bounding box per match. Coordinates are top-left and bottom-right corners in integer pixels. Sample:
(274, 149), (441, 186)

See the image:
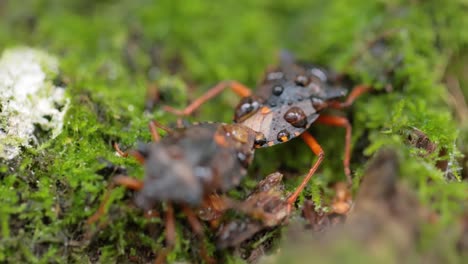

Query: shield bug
(88, 120), (266, 263)
(163, 52), (370, 210)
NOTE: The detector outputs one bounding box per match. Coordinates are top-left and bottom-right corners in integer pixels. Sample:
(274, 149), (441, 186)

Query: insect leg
(113, 175), (144, 190)
(328, 84), (370, 109)
(86, 174), (143, 225)
(155, 202), (176, 264)
(287, 131), (324, 210)
(86, 181), (117, 225)
(163, 80), (252, 116)
(149, 119), (173, 133)
(182, 205), (215, 263)
(165, 203), (176, 246)
(316, 115), (352, 184)
(113, 143), (145, 164)
(148, 120), (163, 142)
(182, 205), (203, 234)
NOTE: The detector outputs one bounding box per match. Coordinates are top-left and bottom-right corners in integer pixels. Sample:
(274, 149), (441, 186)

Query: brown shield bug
(88, 120), (266, 263)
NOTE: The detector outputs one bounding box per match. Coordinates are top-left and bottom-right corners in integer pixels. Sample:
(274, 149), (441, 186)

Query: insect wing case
(134, 123), (254, 209)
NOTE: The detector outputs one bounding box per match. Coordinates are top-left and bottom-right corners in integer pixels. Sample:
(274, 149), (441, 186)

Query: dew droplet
(295, 75), (309, 86)
(284, 106), (307, 128)
(272, 85), (284, 96)
(310, 68), (327, 82)
(254, 134), (267, 147)
(277, 129), (290, 142)
(267, 71), (284, 81)
(234, 96), (262, 122)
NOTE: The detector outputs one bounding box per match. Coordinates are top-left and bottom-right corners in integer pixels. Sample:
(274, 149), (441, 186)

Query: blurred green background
(1, 0), (467, 263)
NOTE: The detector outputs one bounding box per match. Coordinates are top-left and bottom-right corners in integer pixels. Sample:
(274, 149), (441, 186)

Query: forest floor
(1, 1), (468, 263)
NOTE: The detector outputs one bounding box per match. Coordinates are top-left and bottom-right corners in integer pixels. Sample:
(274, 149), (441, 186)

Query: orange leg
(155, 203), (176, 264)
(163, 80), (252, 116)
(149, 119), (173, 133)
(182, 206), (215, 264)
(113, 143), (145, 164)
(113, 142), (129, 157)
(316, 115), (352, 184)
(87, 175), (143, 225)
(114, 175), (144, 190)
(165, 203), (176, 249)
(287, 131), (324, 210)
(328, 84), (371, 109)
(86, 182), (117, 225)
(148, 120), (161, 142)
(182, 206), (203, 234)
(115, 119), (168, 164)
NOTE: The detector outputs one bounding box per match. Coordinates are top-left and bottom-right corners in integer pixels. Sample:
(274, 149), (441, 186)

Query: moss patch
(0, 0), (467, 263)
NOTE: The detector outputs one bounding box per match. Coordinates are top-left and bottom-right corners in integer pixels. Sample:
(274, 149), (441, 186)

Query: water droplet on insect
(240, 103), (253, 113)
(310, 68), (327, 82)
(277, 129), (290, 142)
(272, 85), (284, 96)
(254, 134), (267, 147)
(267, 71), (284, 81)
(284, 107), (307, 128)
(295, 75), (309, 86)
(234, 96), (262, 121)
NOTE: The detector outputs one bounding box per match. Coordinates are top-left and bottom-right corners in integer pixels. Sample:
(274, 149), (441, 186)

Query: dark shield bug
(163, 52), (370, 210)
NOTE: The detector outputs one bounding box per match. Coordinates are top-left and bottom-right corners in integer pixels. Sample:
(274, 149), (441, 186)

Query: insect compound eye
(234, 96), (262, 122)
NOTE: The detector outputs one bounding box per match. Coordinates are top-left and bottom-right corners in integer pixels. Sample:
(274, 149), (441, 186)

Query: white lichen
(0, 47), (69, 160)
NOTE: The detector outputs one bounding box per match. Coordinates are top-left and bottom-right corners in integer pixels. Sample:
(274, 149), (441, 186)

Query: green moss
(1, 0), (467, 262)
